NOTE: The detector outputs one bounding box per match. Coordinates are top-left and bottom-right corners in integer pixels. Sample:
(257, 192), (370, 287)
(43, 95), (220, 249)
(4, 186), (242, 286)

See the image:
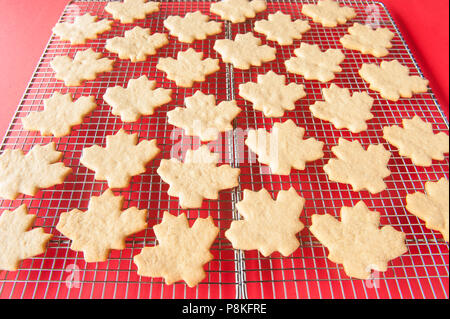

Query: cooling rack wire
(0, 0), (448, 299)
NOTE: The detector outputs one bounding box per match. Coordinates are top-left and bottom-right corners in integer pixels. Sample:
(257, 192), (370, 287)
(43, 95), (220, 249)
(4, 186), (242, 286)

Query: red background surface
(0, 0), (449, 140)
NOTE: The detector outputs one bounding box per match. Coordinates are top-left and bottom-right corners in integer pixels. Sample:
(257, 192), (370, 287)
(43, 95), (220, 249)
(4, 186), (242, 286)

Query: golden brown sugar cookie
(56, 189), (147, 262)
(225, 187), (305, 257)
(0, 205), (53, 271)
(134, 212), (219, 287)
(157, 145), (240, 209)
(310, 201), (407, 279)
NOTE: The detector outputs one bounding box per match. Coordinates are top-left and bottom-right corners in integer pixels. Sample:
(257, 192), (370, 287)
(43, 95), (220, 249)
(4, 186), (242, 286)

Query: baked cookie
(22, 92), (97, 137)
(56, 189), (147, 262)
(359, 60), (429, 101)
(105, 26), (168, 62)
(340, 23), (394, 57)
(105, 0), (159, 23)
(50, 48), (114, 86)
(52, 13), (112, 45)
(213, 32), (276, 70)
(406, 178), (449, 242)
(254, 11), (310, 45)
(238, 71), (306, 117)
(156, 48), (220, 87)
(167, 90), (240, 141)
(245, 119), (324, 175)
(0, 143), (72, 200)
(383, 116), (449, 166)
(134, 212), (219, 287)
(323, 138), (391, 194)
(302, 0), (356, 27)
(80, 129), (160, 188)
(0, 205), (53, 271)
(285, 43), (345, 82)
(103, 75), (172, 122)
(226, 188), (305, 257)
(309, 84), (374, 133)
(157, 145), (240, 209)
(164, 11), (222, 43)
(210, 0), (266, 23)
(310, 201), (407, 279)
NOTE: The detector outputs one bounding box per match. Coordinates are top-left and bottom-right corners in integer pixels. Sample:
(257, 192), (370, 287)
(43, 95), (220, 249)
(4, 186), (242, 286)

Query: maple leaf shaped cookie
(22, 92), (97, 137)
(406, 178), (449, 242)
(225, 188), (305, 257)
(285, 43), (345, 82)
(302, 0), (356, 27)
(103, 75), (172, 122)
(0, 143), (72, 200)
(50, 48), (114, 86)
(210, 0), (267, 23)
(80, 129), (160, 188)
(156, 48), (220, 87)
(105, 0), (159, 23)
(359, 60), (429, 101)
(164, 11), (222, 43)
(167, 90), (240, 142)
(0, 205), (52, 271)
(323, 138), (391, 194)
(56, 189), (147, 262)
(238, 71), (306, 117)
(245, 120), (324, 175)
(157, 145), (240, 208)
(383, 116), (449, 166)
(254, 11), (311, 45)
(309, 84), (374, 133)
(105, 26), (168, 62)
(340, 23), (394, 57)
(52, 13), (113, 45)
(214, 32), (276, 70)
(134, 212), (219, 287)
(310, 201), (407, 279)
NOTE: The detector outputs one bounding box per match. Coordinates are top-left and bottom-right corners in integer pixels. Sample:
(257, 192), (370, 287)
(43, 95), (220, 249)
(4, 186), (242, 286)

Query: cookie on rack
(80, 129), (160, 189)
(245, 119), (324, 175)
(323, 138), (391, 194)
(225, 187), (305, 257)
(52, 13), (112, 45)
(309, 84), (374, 133)
(0, 205), (53, 271)
(210, 0), (266, 23)
(406, 178), (449, 242)
(285, 43), (345, 82)
(103, 75), (172, 122)
(163, 11), (222, 43)
(56, 189), (147, 262)
(310, 201), (407, 279)
(301, 0), (356, 27)
(0, 143), (72, 200)
(382, 116), (449, 166)
(340, 23), (394, 57)
(167, 90), (240, 142)
(358, 60), (429, 101)
(157, 145), (240, 209)
(238, 71), (306, 117)
(105, 0), (159, 24)
(213, 32), (276, 70)
(105, 26), (168, 62)
(156, 48), (220, 87)
(134, 211), (219, 287)
(22, 92), (97, 137)
(254, 11), (310, 46)
(50, 48), (114, 86)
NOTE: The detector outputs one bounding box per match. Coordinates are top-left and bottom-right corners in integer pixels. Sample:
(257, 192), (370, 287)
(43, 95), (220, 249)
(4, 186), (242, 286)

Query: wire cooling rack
(0, 0), (448, 299)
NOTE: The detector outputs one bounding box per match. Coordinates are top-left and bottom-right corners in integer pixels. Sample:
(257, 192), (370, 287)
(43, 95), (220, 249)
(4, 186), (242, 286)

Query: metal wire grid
(0, 0), (447, 299)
